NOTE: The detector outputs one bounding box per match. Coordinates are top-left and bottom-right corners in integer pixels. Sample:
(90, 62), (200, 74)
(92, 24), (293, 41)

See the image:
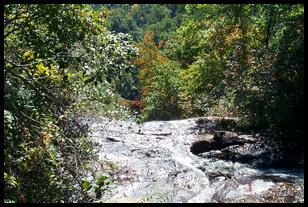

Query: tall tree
(132, 32), (181, 120)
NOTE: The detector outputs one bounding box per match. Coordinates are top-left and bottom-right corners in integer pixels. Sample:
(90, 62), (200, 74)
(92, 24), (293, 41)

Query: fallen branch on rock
(106, 137), (123, 142)
(135, 132), (172, 136)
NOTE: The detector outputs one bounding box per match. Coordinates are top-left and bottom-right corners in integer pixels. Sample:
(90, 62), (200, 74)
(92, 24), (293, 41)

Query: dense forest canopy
(4, 4), (304, 203)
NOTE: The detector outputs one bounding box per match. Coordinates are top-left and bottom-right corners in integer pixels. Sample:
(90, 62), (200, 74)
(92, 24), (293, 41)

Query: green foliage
(4, 4), (304, 202)
(94, 4), (185, 44)
(4, 4), (134, 203)
(238, 6), (304, 136)
(171, 4), (304, 140)
(141, 60), (182, 120)
(132, 32), (182, 120)
(70, 30), (139, 115)
(107, 8), (137, 34)
(120, 4), (304, 141)
(82, 171), (116, 200)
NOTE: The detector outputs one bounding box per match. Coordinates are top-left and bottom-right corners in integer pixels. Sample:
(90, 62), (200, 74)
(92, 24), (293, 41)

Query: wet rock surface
(192, 118), (304, 170)
(82, 117), (304, 203)
(201, 143), (274, 168)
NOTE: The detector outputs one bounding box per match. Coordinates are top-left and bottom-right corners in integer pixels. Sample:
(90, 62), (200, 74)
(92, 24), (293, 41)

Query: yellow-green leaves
(22, 51), (34, 60)
(4, 173), (18, 187)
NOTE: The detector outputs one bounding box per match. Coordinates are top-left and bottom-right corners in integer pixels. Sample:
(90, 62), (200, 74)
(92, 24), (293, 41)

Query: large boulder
(190, 140), (212, 155)
(190, 131), (252, 155)
(195, 133), (303, 169)
(212, 131), (241, 149)
(191, 118), (304, 169)
(201, 143), (274, 168)
(191, 130), (276, 168)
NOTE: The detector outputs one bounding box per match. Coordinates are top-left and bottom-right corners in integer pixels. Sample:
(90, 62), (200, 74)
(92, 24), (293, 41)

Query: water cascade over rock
(82, 117), (304, 203)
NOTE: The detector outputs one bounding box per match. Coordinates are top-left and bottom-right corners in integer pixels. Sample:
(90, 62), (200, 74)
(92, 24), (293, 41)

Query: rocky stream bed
(81, 117), (304, 203)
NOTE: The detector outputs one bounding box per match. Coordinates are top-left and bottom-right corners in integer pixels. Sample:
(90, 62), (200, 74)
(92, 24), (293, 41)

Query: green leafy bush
(4, 4), (133, 203)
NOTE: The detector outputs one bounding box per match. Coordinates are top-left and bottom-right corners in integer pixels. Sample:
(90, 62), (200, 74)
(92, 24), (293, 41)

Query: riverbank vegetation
(4, 4), (304, 203)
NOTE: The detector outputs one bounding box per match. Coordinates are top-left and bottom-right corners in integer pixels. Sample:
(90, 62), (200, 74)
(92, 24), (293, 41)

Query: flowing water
(83, 117), (304, 203)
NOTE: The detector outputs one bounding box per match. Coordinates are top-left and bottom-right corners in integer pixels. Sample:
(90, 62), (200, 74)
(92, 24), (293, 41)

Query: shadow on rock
(191, 118), (304, 170)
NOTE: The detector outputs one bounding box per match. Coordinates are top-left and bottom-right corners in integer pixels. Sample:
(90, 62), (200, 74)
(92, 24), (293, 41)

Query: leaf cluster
(4, 4), (133, 203)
